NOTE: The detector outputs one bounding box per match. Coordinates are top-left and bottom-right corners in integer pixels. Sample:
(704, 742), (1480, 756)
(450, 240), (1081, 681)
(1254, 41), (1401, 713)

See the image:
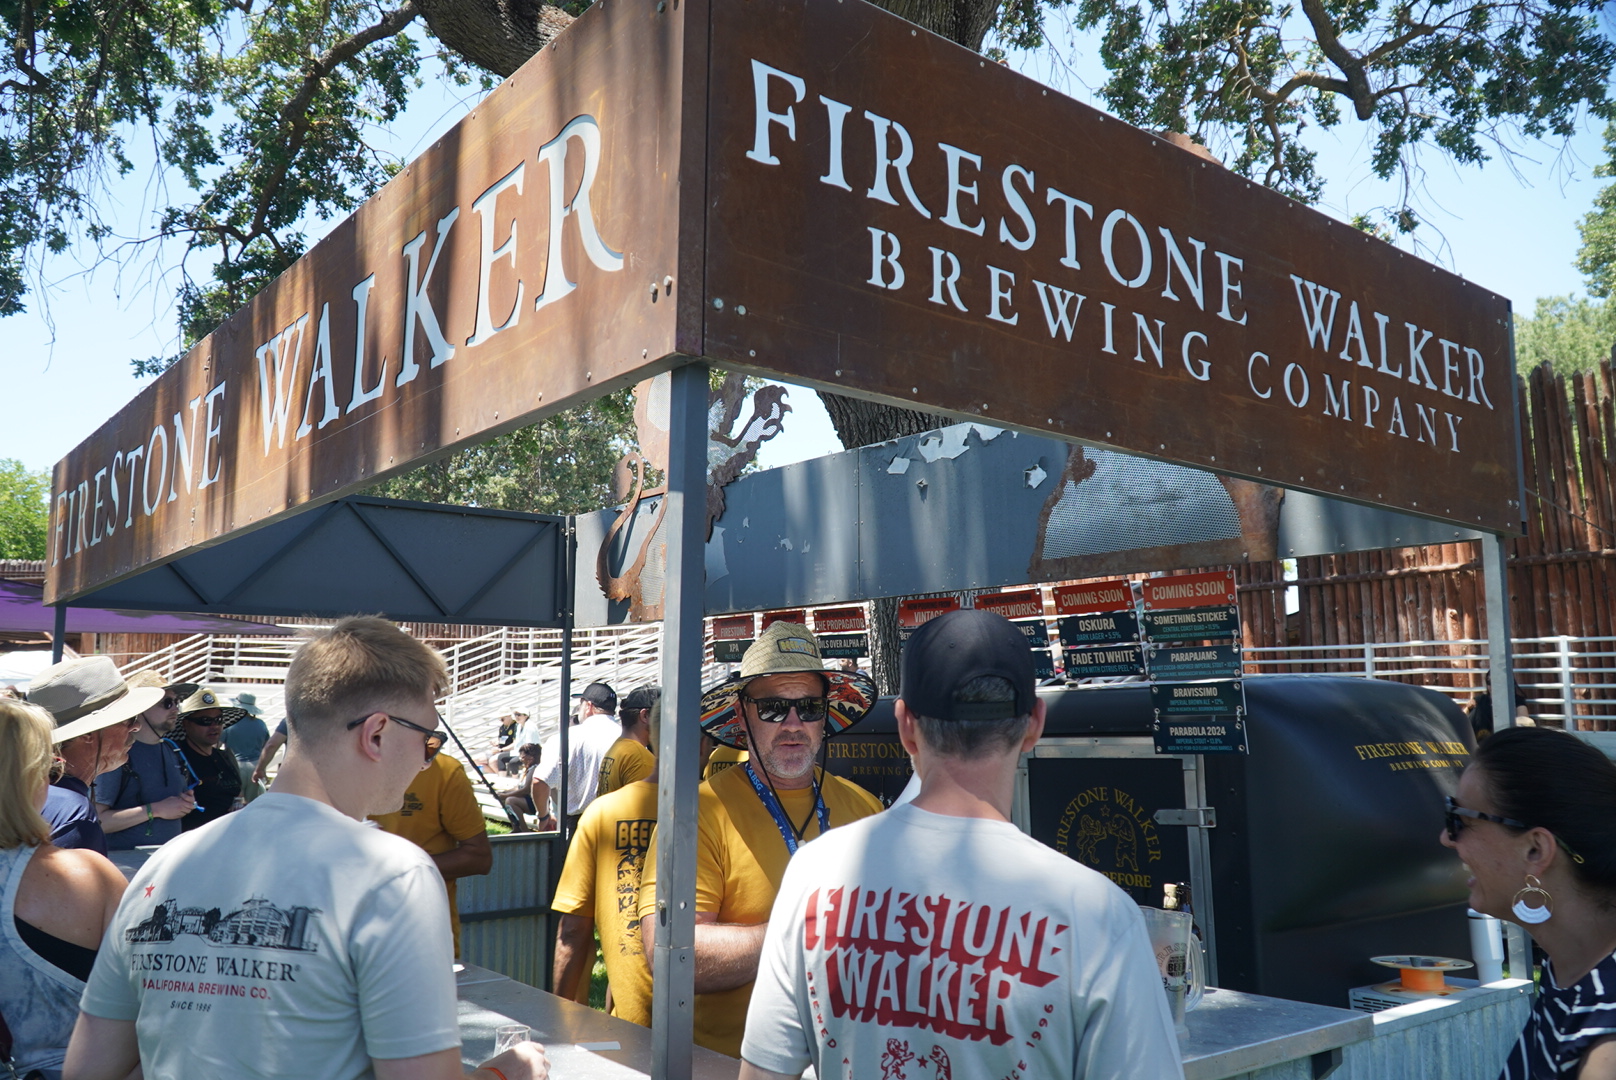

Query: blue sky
(2, 28), (1609, 478)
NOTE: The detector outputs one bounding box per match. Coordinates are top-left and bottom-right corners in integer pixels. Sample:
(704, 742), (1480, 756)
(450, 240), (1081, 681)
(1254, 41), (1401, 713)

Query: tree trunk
(414, 0), (576, 77)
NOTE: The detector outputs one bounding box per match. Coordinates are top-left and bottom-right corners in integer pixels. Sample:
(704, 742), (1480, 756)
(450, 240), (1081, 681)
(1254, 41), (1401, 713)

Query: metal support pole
(51, 604), (66, 663)
(1481, 534), (1516, 735)
(652, 362), (707, 1080)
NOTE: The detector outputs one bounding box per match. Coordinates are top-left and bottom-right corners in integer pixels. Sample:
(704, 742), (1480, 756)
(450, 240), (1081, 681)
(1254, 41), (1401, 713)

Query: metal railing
(1243, 636), (1616, 730)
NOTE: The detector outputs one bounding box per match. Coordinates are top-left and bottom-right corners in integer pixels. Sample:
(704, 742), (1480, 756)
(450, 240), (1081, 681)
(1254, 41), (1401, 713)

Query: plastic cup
(494, 1024), (530, 1055)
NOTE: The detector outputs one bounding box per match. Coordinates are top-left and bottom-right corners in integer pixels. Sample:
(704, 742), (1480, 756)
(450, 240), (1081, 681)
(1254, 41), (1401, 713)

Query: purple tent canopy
(0, 578), (293, 636)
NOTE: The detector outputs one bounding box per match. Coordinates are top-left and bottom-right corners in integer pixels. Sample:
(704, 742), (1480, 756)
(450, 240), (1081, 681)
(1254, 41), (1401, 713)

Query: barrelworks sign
(46, 0), (687, 601)
(700, 0), (1520, 534)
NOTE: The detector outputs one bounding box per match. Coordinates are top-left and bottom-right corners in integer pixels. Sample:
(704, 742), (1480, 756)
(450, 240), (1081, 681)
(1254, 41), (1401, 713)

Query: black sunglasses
(742, 695), (829, 724)
(1444, 796), (1585, 864)
(158, 697), (179, 709)
(346, 712), (447, 764)
(186, 715), (225, 727)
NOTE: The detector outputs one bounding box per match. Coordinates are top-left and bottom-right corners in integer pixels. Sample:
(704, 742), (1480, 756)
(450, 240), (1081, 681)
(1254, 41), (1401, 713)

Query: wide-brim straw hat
(26, 656), (166, 744)
(169, 686), (248, 735)
(698, 622), (877, 750)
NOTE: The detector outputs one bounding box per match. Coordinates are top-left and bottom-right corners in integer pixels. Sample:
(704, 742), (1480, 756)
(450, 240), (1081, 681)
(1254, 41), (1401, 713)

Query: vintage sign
(1052, 580), (1135, 615)
(1142, 606), (1241, 643)
(818, 633), (869, 659)
(1153, 716), (1249, 755)
(1148, 643), (1244, 681)
(1060, 610), (1141, 647)
(700, 0), (1521, 534)
(712, 638), (752, 664)
(712, 614), (756, 641)
(1142, 570), (1237, 610)
(897, 596), (961, 642)
(813, 606), (868, 633)
(1062, 644), (1146, 678)
(1151, 680), (1246, 715)
(46, 0), (688, 602)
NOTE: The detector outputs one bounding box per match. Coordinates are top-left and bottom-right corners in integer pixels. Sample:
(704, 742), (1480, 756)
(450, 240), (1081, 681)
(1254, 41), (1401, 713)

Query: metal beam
(653, 362), (707, 1079)
(1482, 533), (1517, 735)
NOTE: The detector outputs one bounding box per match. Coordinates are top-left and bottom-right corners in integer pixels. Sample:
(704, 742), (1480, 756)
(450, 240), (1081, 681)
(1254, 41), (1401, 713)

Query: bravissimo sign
(47, 0), (693, 602)
(700, 0), (1521, 535)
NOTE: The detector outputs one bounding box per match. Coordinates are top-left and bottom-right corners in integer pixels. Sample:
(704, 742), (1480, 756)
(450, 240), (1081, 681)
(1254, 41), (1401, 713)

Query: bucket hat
(26, 656), (166, 744)
(698, 622), (876, 750)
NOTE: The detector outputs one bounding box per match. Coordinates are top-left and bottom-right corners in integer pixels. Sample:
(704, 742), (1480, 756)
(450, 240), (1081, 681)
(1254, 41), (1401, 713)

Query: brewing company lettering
(743, 59), (1495, 455)
(49, 115), (619, 568)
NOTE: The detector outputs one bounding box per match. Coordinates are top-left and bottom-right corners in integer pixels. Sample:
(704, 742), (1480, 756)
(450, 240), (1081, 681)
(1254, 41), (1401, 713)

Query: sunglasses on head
(742, 695), (829, 724)
(1443, 796), (1585, 864)
(345, 711), (447, 764)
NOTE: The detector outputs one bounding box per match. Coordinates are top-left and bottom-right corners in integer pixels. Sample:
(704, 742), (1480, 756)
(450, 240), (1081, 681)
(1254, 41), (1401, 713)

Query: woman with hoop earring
(1440, 725), (1616, 1079)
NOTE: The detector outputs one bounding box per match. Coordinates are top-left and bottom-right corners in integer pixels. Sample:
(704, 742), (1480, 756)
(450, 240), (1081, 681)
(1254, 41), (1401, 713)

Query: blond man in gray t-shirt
(65, 617), (549, 1080)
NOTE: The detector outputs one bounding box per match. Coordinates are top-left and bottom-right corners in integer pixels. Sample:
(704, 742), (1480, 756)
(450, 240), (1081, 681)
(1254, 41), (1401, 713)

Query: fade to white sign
(740, 59), (1500, 460)
(51, 115), (622, 569)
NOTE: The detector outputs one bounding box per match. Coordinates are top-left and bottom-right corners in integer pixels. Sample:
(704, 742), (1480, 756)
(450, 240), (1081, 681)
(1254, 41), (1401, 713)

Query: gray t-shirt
(81, 793), (460, 1079)
(743, 803), (1186, 1080)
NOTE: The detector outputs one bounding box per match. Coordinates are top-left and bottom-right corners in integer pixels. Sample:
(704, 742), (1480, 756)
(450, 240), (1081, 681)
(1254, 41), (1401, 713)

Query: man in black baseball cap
(739, 610), (1184, 1080)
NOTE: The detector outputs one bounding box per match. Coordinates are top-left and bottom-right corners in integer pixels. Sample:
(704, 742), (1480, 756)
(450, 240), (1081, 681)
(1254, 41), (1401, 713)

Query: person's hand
(250, 763), (268, 784)
(151, 792), (196, 820)
(477, 1042), (548, 1080)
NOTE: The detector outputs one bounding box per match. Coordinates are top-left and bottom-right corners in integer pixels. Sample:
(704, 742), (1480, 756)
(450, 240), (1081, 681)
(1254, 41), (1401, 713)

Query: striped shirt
(1501, 951), (1616, 1078)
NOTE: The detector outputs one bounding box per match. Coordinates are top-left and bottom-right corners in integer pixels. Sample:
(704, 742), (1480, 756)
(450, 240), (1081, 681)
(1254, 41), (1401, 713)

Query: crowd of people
(4, 608), (1613, 1080)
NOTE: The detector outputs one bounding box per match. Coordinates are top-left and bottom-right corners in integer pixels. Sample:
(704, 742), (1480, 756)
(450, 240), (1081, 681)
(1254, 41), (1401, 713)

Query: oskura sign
(700, 0), (1521, 534)
(46, 0), (690, 602)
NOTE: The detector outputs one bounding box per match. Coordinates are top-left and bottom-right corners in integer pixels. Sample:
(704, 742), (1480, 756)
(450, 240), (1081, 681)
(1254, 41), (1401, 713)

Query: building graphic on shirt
(126, 896), (321, 952)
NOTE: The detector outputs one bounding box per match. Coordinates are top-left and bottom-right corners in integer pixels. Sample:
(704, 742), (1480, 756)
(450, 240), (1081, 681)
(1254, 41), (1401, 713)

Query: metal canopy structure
(69, 496), (570, 628)
(40, 0), (1532, 1074)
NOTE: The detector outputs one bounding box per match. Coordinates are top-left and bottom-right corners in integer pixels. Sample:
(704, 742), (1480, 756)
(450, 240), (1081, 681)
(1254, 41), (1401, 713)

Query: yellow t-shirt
(702, 744), (747, 781)
(638, 764), (883, 1057)
(551, 780), (659, 1026)
(370, 754), (486, 956)
(597, 736), (655, 797)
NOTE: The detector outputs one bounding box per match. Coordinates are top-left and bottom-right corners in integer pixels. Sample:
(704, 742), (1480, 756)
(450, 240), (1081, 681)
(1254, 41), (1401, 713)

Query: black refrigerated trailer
(824, 675), (1476, 1009)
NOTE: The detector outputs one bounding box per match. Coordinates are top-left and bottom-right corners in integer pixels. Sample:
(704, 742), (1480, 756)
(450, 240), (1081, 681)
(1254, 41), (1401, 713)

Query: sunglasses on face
(345, 711), (447, 764)
(1443, 796), (1586, 864)
(742, 695), (829, 724)
(186, 713), (225, 727)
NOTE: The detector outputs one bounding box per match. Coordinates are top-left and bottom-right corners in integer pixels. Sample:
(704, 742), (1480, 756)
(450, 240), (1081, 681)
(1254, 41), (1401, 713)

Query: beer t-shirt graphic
(80, 793), (461, 1080)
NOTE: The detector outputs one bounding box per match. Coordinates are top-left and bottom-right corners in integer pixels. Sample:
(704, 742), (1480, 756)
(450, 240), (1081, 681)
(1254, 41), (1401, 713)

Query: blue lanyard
(743, 762), (829, 856)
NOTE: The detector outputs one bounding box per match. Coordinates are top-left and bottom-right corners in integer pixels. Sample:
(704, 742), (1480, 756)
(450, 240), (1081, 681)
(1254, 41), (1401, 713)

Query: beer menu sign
(48, 0), (1522, 603)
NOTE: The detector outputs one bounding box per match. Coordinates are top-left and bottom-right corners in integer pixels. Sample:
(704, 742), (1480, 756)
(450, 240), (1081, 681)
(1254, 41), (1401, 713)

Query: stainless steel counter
(1180, 987), (1373, 1080)
(455, 964), (740, 1080)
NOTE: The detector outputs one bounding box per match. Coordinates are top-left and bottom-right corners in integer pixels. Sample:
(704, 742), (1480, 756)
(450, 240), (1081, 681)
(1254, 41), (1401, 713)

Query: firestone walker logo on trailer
(1053, 786), (1162, 891)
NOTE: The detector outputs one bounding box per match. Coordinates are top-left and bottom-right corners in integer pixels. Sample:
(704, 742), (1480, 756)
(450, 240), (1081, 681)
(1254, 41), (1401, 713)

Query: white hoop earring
(1512, 874), (1553, 924)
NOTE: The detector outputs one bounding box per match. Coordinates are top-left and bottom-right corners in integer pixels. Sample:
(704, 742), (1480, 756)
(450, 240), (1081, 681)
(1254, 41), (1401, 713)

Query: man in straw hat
(26, 657), (168, 855)
(64, 616), (547, 1080)
(639, 621), (883, 1058)
(737, 609), (1183, 1080)
(171, 687), (248, 830)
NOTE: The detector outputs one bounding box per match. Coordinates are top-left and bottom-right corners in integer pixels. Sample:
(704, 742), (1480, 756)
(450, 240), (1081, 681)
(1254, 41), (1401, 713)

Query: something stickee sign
(46, 0), (686, 602)
(701, 0), (1521, 533)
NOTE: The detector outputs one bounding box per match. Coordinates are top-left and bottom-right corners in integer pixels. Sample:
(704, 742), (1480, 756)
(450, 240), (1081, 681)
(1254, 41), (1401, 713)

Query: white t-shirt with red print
(742, 803), (1184, 1080)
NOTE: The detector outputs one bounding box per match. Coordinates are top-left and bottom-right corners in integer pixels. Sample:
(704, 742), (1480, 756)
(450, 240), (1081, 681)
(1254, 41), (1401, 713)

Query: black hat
(900, 609), (1036, 721)
(621, 686), (660, 713)
(580, 682), (617, 712)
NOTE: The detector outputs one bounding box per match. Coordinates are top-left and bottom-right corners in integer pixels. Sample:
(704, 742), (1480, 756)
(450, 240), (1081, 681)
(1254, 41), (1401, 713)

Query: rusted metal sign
(1053, 580), (1134, 615)
(46, 0), (692, 602)
(1141, 569), (1238, 610)
(699, 0), (1521, 534)
(711, 614), (756, 641)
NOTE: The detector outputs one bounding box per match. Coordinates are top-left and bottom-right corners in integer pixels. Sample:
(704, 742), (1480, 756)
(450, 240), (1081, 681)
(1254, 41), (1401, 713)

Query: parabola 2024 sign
(700, 0), (1519, 534)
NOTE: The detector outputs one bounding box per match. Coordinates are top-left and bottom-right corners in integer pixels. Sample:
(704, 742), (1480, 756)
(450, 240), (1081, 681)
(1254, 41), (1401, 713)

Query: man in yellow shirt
(371, 735), (492, 957)
(597, 685), (658, 796)
(640, 622), (882, 1057)
(703, 742), (747, 780)
(551, 700), (664, 1023)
